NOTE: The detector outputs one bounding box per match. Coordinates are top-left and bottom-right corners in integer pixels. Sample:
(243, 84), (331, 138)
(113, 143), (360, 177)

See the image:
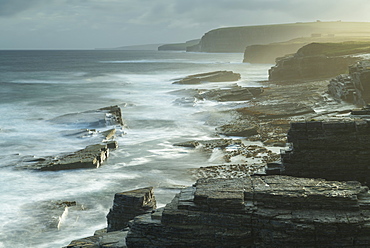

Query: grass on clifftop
(297, 41), (370, 57)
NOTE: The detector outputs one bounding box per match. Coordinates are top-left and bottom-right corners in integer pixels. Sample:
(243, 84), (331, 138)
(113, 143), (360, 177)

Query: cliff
(126, 176), (370, 247)
(243, 36), (370, 64)
(329, 60), (370, 106)
(267, 42), (370, 81)
(196, 21), (370, 53)
(158, 39), (200, 51)
(282, 119), (370, 186)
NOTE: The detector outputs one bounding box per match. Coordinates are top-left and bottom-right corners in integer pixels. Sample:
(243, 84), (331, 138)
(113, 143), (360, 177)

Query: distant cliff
(158, 39), (200, 51)
(195, 21), (370, 53)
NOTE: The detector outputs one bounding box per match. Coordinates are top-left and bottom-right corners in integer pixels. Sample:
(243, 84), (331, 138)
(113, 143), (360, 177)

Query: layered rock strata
(329, 60), (370, 106)
(64, 187), (156, 248)
(172, 71), (240, 84)
(107, 187), (157, 232)
(126, 175), (370, 247)
(269, 53), (358, 82)
(24, 142), (117, 171)
(51, 105), (124, 127)
(282, 119), (370, 186)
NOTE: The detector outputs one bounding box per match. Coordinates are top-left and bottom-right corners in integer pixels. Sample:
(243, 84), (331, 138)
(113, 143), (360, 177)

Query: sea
(0, 50), (271, 247)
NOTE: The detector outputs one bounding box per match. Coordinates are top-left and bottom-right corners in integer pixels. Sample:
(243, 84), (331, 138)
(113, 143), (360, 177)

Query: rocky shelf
(281, 119), (370, 186)
(329, 60), (370, 106)
(66, 175), (370, 247)
(172, 70), (241, 84)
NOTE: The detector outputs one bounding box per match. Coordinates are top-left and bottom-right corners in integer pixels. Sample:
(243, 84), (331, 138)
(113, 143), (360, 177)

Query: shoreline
(63, 60), (362, 247)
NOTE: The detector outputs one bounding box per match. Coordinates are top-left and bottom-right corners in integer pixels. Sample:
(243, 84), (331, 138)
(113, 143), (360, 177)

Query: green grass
(298, 41), (370, 57)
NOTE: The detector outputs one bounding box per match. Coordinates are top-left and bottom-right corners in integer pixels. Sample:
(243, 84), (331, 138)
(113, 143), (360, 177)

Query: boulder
(172, 71), (240, 84)
(126, 175), (370, 247)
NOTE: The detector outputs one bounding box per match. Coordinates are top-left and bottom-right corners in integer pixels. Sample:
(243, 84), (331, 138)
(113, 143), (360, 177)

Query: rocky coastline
(61, 40), (370, 247)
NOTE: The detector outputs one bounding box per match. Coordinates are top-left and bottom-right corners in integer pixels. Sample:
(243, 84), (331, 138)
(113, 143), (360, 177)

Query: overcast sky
(1, 0), (370, 49)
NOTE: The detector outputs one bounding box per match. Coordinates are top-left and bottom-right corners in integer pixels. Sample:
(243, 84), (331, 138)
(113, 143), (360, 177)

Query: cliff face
(126, 176), (370, 247)
(158, 39), (200, 51)
(268, 42), (368, 82)
(197, 22), (370, 53)
(329, 60), (370, 106)
(282, 119), (370, 186)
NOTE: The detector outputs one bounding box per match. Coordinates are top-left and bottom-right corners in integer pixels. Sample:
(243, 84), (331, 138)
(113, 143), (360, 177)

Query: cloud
(1, 0), (370, 49)
(0, 0), (54, 16)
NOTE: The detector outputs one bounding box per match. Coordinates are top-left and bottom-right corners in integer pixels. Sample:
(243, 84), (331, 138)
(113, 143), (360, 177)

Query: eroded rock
(329, 60), (370, 106)
(172, 71), (240, 84)
(51, 105), (124, 128)
(107, 187), (157, 232)
(126, 175), (370, 247)
(22, 143), (114, 171)
(282, 119), (370, 186)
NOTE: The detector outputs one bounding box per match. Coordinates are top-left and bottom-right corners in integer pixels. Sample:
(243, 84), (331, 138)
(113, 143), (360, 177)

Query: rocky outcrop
(172, 71), (241, 84)
(196, 85), (263, 102)
(107, 187), (156, 232)
(172, 84), (263, 104)
(23, 142), (117, 171)
(329, 60), (370, 106)
(282, 119), (370, 186)
(64, 187), (156, 248)
(244, 42), (305, 64)
(269, 53), (358, 82)
(51, 105), (124, 128)
(197, 21), (370, 53)
(126, 175), (370, 247)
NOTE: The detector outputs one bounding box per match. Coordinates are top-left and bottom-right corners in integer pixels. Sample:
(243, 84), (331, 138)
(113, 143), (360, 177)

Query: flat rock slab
(22, 142), (117, 171)
(237, 102), (314, 119)
(172, 70), (241, 84)
(64, 229), (128, 248)
(51, 105), (124, 128)
(173, 138), (242, 149)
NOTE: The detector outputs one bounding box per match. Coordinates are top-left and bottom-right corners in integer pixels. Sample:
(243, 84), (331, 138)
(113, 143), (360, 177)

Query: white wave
(57, 206), (69, 230)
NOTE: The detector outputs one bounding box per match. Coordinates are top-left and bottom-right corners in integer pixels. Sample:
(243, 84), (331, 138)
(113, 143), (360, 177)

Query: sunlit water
(0, 50), (271, 247)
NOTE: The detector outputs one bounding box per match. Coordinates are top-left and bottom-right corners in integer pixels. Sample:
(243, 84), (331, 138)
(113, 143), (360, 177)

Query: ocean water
(0, 50), (271, 247)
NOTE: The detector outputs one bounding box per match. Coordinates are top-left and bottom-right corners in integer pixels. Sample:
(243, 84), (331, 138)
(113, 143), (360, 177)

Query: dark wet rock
(172, 71), (240, 84)
(281, 119), (370, 186)
(173, 138), (242, 150)
(216, 121), (258, 137)
(126, 175), (370, 247)
(107, 187), (156, 232)
(195, 85), (263, 102)
(23, 143), (112, 171)
(171, 84), (263, 102)
(51, 105), (124, 128)
(101, 128), (116, 140)
(65, 187), (156, 248)
(64, 229), (128, 248)
(328, 60), (370, 106)
(237, 102), (315, 119)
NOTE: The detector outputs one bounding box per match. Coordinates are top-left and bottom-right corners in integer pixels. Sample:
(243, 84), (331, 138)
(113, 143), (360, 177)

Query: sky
(1, 0), (370, 49)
